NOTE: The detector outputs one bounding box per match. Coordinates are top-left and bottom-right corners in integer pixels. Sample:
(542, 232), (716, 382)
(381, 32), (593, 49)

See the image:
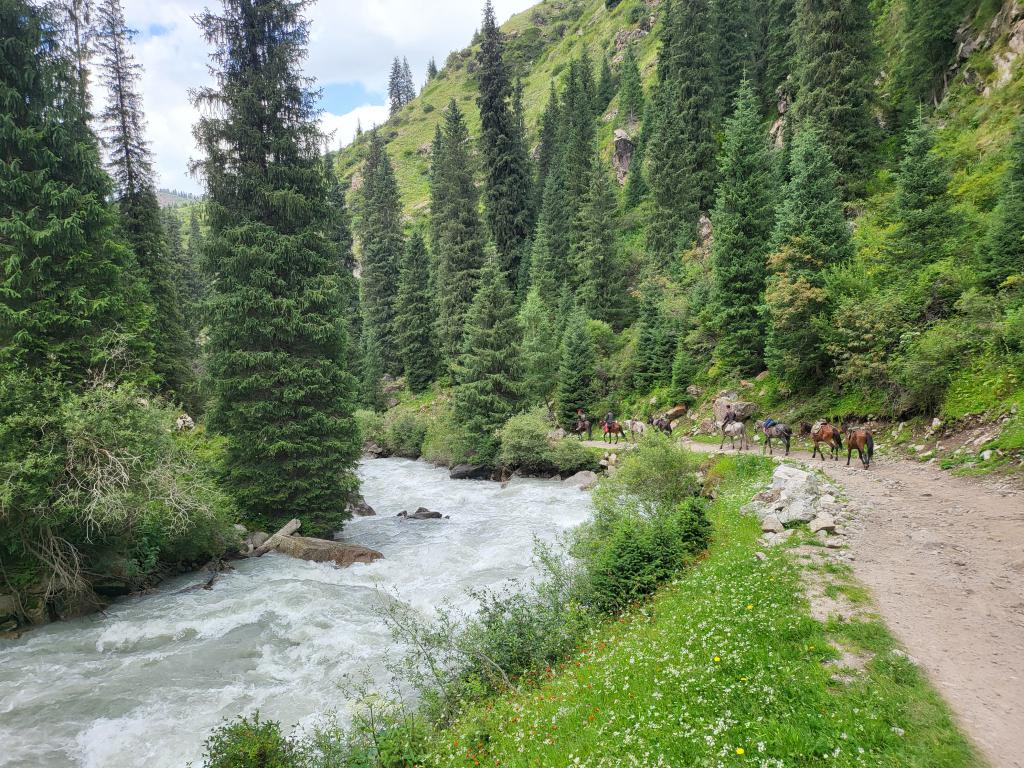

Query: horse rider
(723, 404), (736, 426)
(604, 410), (615, 427)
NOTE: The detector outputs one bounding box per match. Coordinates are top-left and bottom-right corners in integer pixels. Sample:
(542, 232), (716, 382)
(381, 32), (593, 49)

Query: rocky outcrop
(713, 396), (757, 426)
(951, 1), (1024, 96)
(274, 536), (383, 567)
(347, 494), (377, 517)
(743, 465), (848, 548)
(612, 128), (634, 184)
(662, 404), (687, 422)
(397, 507), (444, 520)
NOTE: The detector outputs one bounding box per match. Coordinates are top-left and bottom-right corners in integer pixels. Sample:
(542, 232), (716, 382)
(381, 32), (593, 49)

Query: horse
(720, 420), (748, 451)
(648, 414), (673, 435)
(601, 419), (627, 444)
(810, 421), (843, 461)
(757, 419), (792, 456)
(625, 417), (646, 443)
(571, 417), (592, 441)
(846, 428), (874, 468)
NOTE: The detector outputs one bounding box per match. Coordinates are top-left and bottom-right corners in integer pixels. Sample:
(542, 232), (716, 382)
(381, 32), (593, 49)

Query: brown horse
(757, 420), (792, 456)
(648, 415), (673, 435)
(810, 421), (843, 461)
(846, 428), (874, 468)
(601, 419), (627, 444)
(571, 413), (592, 441)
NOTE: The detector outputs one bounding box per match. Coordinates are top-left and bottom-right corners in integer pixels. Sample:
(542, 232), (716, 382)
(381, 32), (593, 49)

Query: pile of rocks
(743, 464), (847, 549)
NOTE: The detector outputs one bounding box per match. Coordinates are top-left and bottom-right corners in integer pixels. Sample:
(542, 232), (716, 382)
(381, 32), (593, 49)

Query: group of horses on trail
(572, 410), (672, 445)
(720, 415), (875, 468)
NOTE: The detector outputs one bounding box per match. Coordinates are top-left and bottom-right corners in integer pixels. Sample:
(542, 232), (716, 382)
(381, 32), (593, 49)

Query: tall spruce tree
(519, 287), (559, 406)
(632, 284), (673, 391)
(572, 158), (628, 328)
(163, 207), (203, 339)
(94, 0), (195, 405)
(556, 308), (598, 428)
(180, 206), (208, 334)
(430, 100), (486, 367)
(357, 131), (403, 374)
(597, 55), (616, 113)
(979, 120), (1024, 290)
(618, 43), (644, 127)
(646, 0), (718, 262)
(388, 56), (404, 114)
(395, 230), (436, 392)
(477, 0), (534, 279)
(535, 81), (560, 210)
(756, 0), (795, 112)
(711, 0), (754, 117)
(426, 56), (438, 82)
(325, 155), (360, 347)
(1, 0), (150, 384)
(401, 56), (415, 103)
(793, 0), (876, 180)
(192, 0), (359, 535)
(709, 80), (776, 373)
(452, 252), (523, 461)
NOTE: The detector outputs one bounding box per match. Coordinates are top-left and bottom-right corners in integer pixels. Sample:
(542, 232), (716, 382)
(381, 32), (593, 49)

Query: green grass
(423, 453), (980, 767)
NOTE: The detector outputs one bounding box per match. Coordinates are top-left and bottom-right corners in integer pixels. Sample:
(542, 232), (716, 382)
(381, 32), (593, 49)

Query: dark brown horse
(810, 421), (843, 461)
(571, 417), (592, 441)
(648, 415), (673, 435)
(601, 419), (627, 444)
(846, 428), (874, 468)
(757, 420), (792, 456)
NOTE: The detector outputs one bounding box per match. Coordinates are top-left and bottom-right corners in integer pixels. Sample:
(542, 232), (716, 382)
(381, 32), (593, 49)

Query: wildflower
(736, 747), (745, 755)
(714, 656), (721, 663)
(746, 604), (753, 610)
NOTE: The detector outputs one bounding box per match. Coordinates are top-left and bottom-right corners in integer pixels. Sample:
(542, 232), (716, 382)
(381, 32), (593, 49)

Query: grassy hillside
(336, 0), (662, 215)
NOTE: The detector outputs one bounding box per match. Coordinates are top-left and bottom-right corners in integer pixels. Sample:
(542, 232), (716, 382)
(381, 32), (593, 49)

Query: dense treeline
(350, 0), (1023, 467)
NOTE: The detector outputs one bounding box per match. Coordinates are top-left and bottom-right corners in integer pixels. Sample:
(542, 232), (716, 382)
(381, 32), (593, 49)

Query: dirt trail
(669, 438), (1024, 767)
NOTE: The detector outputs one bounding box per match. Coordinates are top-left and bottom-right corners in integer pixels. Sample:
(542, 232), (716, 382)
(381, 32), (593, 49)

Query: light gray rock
(761, 514), (785, 534)
(809, 513), (837, 534)
(563, 470), (599, 490)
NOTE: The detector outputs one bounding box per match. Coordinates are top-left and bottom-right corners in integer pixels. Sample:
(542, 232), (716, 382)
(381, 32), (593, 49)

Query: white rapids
(0, 458), (591, 768)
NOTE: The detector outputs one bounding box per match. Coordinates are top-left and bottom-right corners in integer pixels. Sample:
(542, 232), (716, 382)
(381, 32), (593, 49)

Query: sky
(116, 0), (534, 194)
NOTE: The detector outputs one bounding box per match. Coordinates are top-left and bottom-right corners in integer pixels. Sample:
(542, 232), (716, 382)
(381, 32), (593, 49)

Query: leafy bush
(547, 438), (600, 474)
(382, 412), (427, 458)
(420, 409), (474, 467)
(498, 409), (553, 473)
(893, 320), (971, 413)
(201, 713), (295, 768)
(355, 409), (384, 448)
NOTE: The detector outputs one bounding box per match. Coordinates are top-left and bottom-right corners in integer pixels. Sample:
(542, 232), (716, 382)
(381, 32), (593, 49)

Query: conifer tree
(535, 82), (561, 210)
(192, 0), (359, 535)
(671, 335), (701, 399)
(325, 155), (360, 343)
(527, 228), (560, 302)
(426, 56), (438, 82)
(793, 0), (876, 180)
(711, 0), (754, 116)
(632, 284), (673, 391)
(164, 207), (204, 338)
(771, 124), (852, 267)
(597, 56), (616, 113)
(395, 230), (436, 392)
(477, 0), (534, 279)
(357, 131), (403, 373)
(556, 307), (598, 428)
(618, 44), (644, 127)
(401, 56), (415, 103)
(430, 100), (486, 367)
(646, 0), (718, 262)
(1, 0), (150, 384)
(94, 0), (194, 405)
(181, 207), (207, 330)
(55, 0), (93, 104)
(519, 287), (559, 405)
(979, 120), (1024, 290)
(452, 253), (523, 461)
(709, 81), (776, 373)
(757, 0), (795, 112)
(572, 158), (628, 328)
(887, 111), (960, 270)
(359, 322), (386, 411)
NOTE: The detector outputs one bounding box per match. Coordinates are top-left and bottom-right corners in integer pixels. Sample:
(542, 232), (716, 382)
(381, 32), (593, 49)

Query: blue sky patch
(144, 22), (172, 38)
(319, 81), (385, 114)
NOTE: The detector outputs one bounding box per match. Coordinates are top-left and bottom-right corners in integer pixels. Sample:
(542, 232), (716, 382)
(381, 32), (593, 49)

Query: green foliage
(631, 283), (674, 391)
(709, 80), (776, 374)
(477, 0), (534, 278)
(546, 438), (601, 474)
(617, 43), (644, 127)
(192, 0), (360, 536)
(756, 0), (796, 112)
(556, 308), (598, 428)
(430, 101), (485, 367)
(793, 0), (877, 180)
(646, 0), (718, 260)
(670, 335), (701, 399)
(498, 409), (554, 473)
(201, 713), (294, 768)
(383, 411), (429, 458)
(357, 131), (404, 374)
(395, 230), (437, 392)
(519, 287), (559, 405)
(979, 120), (1024, 290)
(893, 319), (973, 414)
(451, 254), (523, 463)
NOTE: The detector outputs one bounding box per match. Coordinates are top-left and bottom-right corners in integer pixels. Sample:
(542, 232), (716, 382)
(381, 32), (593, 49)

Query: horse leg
(847, 445), (853, 466)
(784, 436), (790, 456)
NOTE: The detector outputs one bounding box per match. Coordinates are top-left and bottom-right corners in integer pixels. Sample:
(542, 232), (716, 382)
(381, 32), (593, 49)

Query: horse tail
(867, 434), (874, 460)
(834, 429), (843, 450)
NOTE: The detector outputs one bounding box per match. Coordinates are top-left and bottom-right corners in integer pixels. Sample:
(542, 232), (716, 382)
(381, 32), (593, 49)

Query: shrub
(893, 320), (971, 414)
(382, 412), (427, 458)
(547, 439), (600, 474)
(498, 410), (553, 473)
(201, 713), (295, 768)
(355, 408), (384, 448)
(420, 410), (474, 467)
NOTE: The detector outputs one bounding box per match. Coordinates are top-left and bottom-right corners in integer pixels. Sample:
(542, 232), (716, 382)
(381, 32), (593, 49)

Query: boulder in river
(274, 536), (383, 567)
(449, 464), (490, 480)
(563, 470), (599, 490)
(397, 507), (444, 520)
(347, 494), (377, 517)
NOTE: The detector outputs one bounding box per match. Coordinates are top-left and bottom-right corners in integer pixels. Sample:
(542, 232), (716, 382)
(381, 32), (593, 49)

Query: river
(0, 458), (592, 768)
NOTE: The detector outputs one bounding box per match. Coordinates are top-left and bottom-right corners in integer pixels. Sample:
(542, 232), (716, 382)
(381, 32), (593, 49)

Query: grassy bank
(423, 454), (979, 767)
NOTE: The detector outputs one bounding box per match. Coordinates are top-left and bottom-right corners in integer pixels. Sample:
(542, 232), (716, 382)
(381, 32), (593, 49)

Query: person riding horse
(723, 404), (737, 426)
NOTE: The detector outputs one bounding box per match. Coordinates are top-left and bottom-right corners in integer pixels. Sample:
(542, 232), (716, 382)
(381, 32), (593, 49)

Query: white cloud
(321, 104), (391, 151)
(109, 0), (534, 194)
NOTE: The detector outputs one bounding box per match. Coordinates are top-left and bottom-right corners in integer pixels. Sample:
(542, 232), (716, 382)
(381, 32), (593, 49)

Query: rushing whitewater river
(0, 459), (591, 768)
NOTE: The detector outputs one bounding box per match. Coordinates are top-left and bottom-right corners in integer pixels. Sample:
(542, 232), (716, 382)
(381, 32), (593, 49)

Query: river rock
(274, 536), (383, 567)
(743, 465), (820, 525)
(563, 470), (599, 490)
(761, 514), (785, 534)
(397, 507), (443, 520)
(347, 494), (377, 517)
(449, 464), (490, 480)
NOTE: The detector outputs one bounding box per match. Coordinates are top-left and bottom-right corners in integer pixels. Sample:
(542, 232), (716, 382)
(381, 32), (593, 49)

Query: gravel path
(674, 438), (1024, 767)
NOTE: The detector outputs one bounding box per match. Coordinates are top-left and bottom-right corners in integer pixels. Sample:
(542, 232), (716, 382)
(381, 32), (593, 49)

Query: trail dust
(675, 437), (1024, 768)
